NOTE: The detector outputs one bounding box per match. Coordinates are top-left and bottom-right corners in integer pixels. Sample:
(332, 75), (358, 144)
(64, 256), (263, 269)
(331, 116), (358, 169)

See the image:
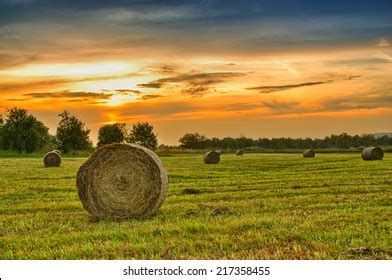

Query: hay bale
(215, 150), (222, 155)
(303, 149), (315, 158)
(52, 149), (62, 156)
(43, 151), (61, 167)
(361, 147), (384, 160)
(76, 143), (168, 220)
(236, 150), (244, 155)
(203, 151), (220, 164)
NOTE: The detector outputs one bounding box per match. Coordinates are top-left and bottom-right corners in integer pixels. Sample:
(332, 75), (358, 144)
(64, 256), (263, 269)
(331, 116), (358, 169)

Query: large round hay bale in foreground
(303, 149), (315, 158)
(203, 151), (220, 164)
(76, 143), (168, 220)
(236, 150), (244, 156)
(43, 151), (61, 167)
(361, 147), (384, 160)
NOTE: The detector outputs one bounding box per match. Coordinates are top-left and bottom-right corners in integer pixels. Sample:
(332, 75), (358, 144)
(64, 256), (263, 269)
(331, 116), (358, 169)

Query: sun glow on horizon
(0, 61), (133, 77)
(105, 93), (139, 106)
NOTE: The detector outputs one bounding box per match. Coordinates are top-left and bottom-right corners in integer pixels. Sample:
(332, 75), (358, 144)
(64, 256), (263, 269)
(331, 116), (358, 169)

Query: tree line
(0, 107), (158, 153)
(178, 132), (392, 150)
(0, 107), (390, 154)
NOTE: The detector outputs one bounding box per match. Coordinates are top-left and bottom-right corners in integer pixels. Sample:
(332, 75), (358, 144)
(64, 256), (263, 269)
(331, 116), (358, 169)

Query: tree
(56, 111), (92, 153)
(97, 123), (127, 147)
(0, 114), (4, 150)
(2, 107), (50, 153)
(128, 122), (158, 150)
(179, 132), (207, 149)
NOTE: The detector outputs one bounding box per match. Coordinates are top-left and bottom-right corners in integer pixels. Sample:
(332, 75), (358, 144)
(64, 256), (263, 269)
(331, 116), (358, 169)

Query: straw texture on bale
(76, 143), (168, 220)
(361, 147), (384, 161)
(303, 149), (315, 158)
(236, 150), (244, 156)
(203, 151), (220, 164)
(43, 151), (61, 167)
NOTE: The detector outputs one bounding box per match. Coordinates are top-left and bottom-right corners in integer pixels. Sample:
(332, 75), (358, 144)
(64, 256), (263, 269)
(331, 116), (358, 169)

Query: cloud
(262, 100), (300, 112)
(112, 89), (143, 94)
(323, 89), (392, 111)
(137, 82), (162, 89)
(141, 94), (163, 100)
(8, 91), (112, 101)
(273, 59), (300, 78)
(0, 72), (139, 91)
(101, 6), (195, 23)
(248, 75), (361, 94)
(377, 37), (390, 47)
(377, 51), (392, 62)
(146, 64), (178, 74)
(0, 53), (39, 70)
(137, 72), (244, 96)
(247, 81), (330, 94)
(117, 101), (200, 119)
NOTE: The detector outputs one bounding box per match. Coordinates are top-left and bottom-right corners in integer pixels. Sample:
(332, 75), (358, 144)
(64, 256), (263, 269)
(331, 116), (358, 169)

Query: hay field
(1, 153), (391, 259)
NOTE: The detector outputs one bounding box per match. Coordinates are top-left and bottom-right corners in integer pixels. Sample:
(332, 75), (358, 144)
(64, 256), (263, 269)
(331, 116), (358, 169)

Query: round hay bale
(203, 151), (220, 164)
(303, 149), (315, 158)
(236, 150), (244, 156)
(215, 150), (222, 155)
(76, 143), (168, 220)
(361, 147), (384, 160)
(52, 149), (62, 156)
(43, 151), (61, 167)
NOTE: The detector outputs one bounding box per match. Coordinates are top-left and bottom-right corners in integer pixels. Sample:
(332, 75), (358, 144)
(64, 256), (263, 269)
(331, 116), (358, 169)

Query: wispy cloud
(137, 72), (245, 96)
(377, 37), (390, 47)
(13, 91), (112, 101)
(262, 100), (300, 112)
(247, 81), (330, 94)
(248, 75), (361, 94)
(273, 59), (300, 78)
(377, 51), (392, 62)
(0, 72), (139, 91)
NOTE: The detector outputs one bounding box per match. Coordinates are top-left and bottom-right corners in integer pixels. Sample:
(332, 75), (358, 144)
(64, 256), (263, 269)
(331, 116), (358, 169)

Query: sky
(0, 0), (391, 145)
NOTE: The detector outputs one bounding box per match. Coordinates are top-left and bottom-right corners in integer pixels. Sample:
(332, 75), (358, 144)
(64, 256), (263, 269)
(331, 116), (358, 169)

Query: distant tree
(128, 122), (158, 150)
(0, 114), (4, 150)
(56, 111), (92, 153)
(1, 107), (50, 153)
(97, 123), (127, 147)
(179, 132), (207, 149)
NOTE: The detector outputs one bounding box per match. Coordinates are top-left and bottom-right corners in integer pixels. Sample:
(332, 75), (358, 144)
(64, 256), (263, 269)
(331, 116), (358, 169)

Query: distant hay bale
(52, 150), (62, 156)
(203, 151), (220, 164)
(303, 149), (315, 158)
(43, 151), (61, 167)
(76, 143), (168, 220)
(215, 150), (222, 155)
(236, 150), (244, 156)
(361, 147), (384, 161)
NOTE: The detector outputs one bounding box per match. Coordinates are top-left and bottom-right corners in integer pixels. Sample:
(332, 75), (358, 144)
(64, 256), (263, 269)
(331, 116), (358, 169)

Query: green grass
(1, 154), (391, 259)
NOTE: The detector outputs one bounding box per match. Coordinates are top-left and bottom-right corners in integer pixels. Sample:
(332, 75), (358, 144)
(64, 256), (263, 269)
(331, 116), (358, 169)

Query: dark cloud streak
(137, 72), (244, 96)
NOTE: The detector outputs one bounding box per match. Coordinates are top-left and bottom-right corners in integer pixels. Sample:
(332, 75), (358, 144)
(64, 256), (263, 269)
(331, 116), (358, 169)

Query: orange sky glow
(1, 1), (391, 144)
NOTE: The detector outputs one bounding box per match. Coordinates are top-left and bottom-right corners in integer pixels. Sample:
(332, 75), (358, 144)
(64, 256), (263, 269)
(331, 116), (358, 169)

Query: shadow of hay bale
(211, 206), (231, 215)
(182, 188), (202, 194)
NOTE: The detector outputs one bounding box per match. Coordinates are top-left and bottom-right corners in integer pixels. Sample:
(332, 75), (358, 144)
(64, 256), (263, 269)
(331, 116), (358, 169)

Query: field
(1, 153), (391, 259)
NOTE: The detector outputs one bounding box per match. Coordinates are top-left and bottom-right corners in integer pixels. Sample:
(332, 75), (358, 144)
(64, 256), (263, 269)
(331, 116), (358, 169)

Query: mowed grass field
(1, 153), (391, 259)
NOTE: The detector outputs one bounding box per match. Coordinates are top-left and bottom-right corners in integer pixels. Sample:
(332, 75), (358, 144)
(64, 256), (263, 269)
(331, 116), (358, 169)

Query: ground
(1, 153), (391, 259)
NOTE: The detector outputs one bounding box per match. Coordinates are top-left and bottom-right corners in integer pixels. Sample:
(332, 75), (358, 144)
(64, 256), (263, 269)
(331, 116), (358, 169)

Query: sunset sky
(0, 0), (391, 145)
